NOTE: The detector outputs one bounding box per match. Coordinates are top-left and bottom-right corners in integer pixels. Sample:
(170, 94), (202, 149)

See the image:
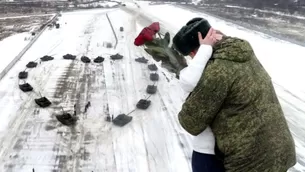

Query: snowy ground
(77, 1), (119, 8)
(0, 33), (30, 72)
(0, 3), (304, 172)
(0, 8), (190, 172)
(0, 14), (55, 73)
(0, 14), (54, 20)
(0, 14), (54, 40)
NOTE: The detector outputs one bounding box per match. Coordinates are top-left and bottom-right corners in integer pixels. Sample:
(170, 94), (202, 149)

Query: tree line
(202, 0), (305, 12)
(148, 0), (305, 14)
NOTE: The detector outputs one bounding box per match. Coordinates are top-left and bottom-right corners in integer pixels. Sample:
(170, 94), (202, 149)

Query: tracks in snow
(0, 8), (194, 172)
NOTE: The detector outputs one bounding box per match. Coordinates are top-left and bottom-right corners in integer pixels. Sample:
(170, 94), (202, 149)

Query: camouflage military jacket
(178, 37), (296, 172)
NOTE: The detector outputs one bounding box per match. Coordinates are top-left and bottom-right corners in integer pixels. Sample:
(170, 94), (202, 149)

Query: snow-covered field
(0, 14), (54, 20)
(224, 5), (305, 20)
(137, 4), (305, 99)
(77, 1), (118, 8)
(0, 8), (191, 172)
(0, 33), (31, 72)
(0, 14), (55, 73)
(0, 3), (304, 172)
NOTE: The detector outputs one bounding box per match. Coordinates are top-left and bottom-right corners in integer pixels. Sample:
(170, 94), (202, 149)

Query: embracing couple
(173, 18), (296, 172)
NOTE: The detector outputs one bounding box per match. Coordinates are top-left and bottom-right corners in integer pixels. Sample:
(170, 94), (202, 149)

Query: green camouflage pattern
(178, 36), (296, 172)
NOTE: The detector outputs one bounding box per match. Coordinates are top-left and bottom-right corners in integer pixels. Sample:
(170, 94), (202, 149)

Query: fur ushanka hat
(173, 17), (211, 56)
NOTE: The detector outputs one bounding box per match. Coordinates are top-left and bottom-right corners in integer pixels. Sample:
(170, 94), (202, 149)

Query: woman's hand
(198, 28), (221, 46)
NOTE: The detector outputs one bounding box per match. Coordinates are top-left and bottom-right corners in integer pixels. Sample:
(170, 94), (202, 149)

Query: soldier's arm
(178, 61), (230, 136)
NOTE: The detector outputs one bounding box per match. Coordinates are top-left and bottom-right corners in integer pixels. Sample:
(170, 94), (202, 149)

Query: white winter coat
(179, 44), (215, 154)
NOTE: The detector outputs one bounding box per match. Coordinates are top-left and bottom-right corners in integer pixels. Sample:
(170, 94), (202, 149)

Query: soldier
(177, 26), (224, 172)
(84, 101), (91, 113)
(73, 104), (76, 116)
(173, 17), (296, 172)
(106, 115), (111, 122)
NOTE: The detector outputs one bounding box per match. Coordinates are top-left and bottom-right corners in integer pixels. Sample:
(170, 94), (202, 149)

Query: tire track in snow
(109, 25), (140, 172)
(0, 61), (64, 171)
(48, 13), (101, 171)
(124, 14), (185, 172)
(0, 61), (59, 158)
(107, 11), (153, 172)
(0, 11), (103, 171)
(90, 53), (118, 171)
(124, 14), (154, 172)
(109, 11), (186, 171)
(70, 12), (123, 172)
(69, 13), (100, 171)
(52, 62), (85, 171)
(126, 31), (166, 172)
(133, 54), (192, 171)
(45, 60), (83, 171)
(73, 13), (121, 171)
(1, 8), (194, 172)
(49, 12), (120, 171)
(0, 10), (114, 172)
(123, 8), (193, 171)
(157, 90), (193, 159)
(78, 63), (110, 171)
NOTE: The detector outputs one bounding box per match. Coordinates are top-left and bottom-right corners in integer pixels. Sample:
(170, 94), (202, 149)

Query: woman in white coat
(178, 28), (225, 172)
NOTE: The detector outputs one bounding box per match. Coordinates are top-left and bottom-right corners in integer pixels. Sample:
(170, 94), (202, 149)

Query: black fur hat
(173, 17), (211, 56)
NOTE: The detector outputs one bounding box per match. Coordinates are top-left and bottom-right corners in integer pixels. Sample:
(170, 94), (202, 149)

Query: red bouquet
(134, 22), (187, 77)
(134, 22), (160, 46)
